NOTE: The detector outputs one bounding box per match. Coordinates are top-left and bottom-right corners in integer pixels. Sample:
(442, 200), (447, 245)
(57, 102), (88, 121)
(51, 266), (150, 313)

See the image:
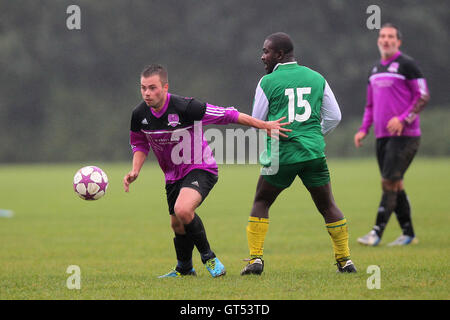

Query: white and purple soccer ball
(73, 166), (109, 200)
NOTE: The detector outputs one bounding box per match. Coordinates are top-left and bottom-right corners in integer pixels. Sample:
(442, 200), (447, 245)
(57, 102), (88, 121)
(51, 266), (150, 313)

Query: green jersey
(252, 62), (340, 166)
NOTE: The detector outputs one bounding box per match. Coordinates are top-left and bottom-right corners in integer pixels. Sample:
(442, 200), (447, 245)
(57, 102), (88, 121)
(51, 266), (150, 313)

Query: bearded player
(355, 23), (429, 246)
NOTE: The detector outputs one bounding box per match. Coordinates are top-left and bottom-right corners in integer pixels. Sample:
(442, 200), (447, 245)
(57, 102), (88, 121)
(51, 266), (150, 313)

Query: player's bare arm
(237, 113), (291, 138)
(405, 93), (430, 124)
(124, 150), (147, 192)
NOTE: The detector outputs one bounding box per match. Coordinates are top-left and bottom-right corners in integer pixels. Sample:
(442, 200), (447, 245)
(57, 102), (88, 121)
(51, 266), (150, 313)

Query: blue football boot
(158, 268), (196, 278)
(205, 257), (226, 277)
(387, 235), (418, 246)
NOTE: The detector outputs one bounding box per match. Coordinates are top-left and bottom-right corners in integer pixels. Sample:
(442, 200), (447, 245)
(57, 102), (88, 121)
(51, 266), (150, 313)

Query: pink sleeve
(359, 85), (374, 134)
(398, 78), (429, 122)
(201, 103), (240, 125)
(130, 130), (150, 155)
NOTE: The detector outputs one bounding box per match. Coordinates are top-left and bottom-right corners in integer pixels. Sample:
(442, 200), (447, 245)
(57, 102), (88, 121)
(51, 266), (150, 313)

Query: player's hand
(354, 131), (367, 148)
(387, 117), (403, 136)
(123, 171), (139, 192)
(266, 116), (292, 139)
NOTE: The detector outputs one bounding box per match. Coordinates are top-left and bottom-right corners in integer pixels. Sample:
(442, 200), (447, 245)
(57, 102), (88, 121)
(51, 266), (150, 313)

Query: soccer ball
(73, 166), (109, 200)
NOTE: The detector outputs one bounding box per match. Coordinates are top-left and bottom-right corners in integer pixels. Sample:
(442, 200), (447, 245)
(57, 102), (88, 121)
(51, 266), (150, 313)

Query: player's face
(261, 40), (279, 74)
(140, 75), (168, 109)
(377, 27), (401, 59)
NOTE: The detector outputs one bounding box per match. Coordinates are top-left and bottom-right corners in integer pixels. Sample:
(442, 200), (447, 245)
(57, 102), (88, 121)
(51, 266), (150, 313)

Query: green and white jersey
(252, 62), (341, 165)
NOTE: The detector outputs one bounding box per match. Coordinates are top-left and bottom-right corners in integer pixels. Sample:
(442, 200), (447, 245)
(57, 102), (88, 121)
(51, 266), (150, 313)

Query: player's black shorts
(165, 169), (218, 215)
(376, 136), (420, 181)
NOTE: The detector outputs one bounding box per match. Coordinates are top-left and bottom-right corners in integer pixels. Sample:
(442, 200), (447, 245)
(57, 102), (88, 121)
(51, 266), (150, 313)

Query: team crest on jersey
(167, 114), (180, 127)
(388, 62), (399, 73)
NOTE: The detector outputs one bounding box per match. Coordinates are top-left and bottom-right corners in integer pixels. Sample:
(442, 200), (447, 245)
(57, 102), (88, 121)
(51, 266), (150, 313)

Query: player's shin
(246, 216), (269, 259)
(374, 190), (397, 237)
(394, 190), (415, 237)
(184, 214), (216, 263)
(326, 218), (351, 267)
(173, 233), (194, 273)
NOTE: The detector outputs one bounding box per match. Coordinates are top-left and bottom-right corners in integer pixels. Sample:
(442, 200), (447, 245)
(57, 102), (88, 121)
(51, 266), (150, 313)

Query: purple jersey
(359, 51), (429, 138)
(129, 93), (239, 183)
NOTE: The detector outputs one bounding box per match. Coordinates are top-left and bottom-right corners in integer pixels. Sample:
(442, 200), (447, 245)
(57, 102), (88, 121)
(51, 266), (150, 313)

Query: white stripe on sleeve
(321, 81), (342, 136)
(206, 105), (226, 117)
(417, 78), (428, 97)
(251, 78), (269, 121)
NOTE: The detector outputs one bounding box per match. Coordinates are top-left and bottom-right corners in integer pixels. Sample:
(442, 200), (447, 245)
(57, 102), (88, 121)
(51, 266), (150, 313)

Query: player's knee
(382, 179), (402, 192)
(173, 204), (194, 224)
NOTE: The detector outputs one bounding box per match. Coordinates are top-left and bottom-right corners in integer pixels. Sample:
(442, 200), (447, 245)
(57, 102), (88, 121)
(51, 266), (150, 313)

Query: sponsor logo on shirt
(141, 118), (149, 125)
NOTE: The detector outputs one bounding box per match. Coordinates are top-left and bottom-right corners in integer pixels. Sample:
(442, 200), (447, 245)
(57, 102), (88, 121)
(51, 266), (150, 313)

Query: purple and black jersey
(130, 93), (239, 183)
(359, 51), (429, 138)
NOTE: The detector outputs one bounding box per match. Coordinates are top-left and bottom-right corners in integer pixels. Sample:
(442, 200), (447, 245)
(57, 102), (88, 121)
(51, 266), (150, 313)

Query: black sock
(184, 214), (215, 264)
(374, 190), (397, 238)
(173, 233), (194, 274)
(394, 190), (415, 237)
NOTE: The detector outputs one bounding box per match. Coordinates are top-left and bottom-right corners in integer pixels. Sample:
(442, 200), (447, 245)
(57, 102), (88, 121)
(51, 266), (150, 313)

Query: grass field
(0, 158), (449, 300)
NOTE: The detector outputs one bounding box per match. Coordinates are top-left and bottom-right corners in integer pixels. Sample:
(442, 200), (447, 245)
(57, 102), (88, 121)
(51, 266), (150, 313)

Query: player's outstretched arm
(237, 113), (291, 138)
(123, 151), (147, 192)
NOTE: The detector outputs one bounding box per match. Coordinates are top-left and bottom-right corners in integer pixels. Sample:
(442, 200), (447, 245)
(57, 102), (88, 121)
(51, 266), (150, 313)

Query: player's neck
(381, 50), (400, 62)
(280, 57), (295, 64)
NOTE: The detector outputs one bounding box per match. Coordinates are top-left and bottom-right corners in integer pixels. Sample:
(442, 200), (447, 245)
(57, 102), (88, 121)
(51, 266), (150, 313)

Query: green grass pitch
(0, 158), (448, 299)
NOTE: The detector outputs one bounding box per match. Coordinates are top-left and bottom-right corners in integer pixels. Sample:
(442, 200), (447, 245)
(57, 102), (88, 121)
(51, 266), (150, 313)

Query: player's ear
(163, 82), (169, 91)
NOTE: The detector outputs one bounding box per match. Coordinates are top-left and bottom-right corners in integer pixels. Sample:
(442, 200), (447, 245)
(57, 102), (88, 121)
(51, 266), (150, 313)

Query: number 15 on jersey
(285, 87), (312, 123)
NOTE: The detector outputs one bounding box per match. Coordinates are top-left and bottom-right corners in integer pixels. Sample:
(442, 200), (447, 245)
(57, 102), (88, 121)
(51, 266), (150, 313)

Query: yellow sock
(246, 216), (269, 259)
(326, 218), (350, 266)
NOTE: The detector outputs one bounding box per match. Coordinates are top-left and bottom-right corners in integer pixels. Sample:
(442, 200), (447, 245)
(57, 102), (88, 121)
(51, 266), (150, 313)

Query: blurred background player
(241, 32), (356, 275)
(354, 23), (430, 246)
(124, 64), (290, 278)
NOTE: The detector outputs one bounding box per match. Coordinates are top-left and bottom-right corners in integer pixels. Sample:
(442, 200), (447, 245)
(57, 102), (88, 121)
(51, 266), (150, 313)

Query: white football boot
(357, 230), (381, 246)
